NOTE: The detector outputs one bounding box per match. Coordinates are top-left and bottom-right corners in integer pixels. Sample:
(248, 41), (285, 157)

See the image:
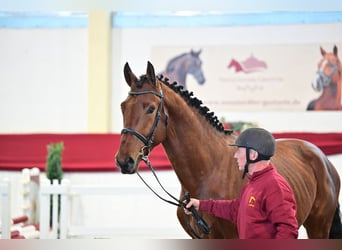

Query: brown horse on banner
(307, 45), (342, 110)
(115, 61), (342, 238)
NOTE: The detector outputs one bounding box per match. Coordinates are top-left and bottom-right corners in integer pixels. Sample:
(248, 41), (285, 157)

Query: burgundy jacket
(199, 163), (298, 239)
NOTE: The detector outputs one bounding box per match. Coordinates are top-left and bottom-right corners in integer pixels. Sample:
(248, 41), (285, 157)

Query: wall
(0, 9), (342, 133)
(0, 28), (88, 133)
(1, 22), (341, 133)
(111, 23), (342, 133)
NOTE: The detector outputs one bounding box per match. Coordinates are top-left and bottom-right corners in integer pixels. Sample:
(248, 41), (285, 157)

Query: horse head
(161, 49), (205, 89)
(115, 62), (169, 174)
(187, 49), (206, 85)
(312, 45), (341, 92)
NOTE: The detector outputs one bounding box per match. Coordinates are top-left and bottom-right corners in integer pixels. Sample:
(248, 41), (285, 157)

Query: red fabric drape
(0, 134), (170, 172)
(0, 133), (341, 172)
(272, 132), (342, 156)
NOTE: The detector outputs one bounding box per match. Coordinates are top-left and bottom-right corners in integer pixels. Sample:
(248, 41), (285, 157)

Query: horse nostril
(115, 156), (136, 174)
(115, 157), (123, 169)
(125, 156), (134, 167)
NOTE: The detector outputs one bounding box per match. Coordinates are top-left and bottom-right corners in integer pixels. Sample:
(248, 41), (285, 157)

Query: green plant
(45, 141), (64, 229)
(46, 142), (64, 181)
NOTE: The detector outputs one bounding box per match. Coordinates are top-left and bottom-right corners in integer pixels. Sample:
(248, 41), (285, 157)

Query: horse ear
(124, 62), (138, 87)
(146, 61), (156, 86)
(320, 47), (326, 56)
(191, 49), (201, 57)
(333, 45), (338, 56)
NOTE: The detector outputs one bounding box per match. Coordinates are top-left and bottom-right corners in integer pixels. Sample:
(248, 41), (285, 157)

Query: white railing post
(21, 168), (30, 219)
(0, 177), (11, 239)
(51, 179), (59, 239)
(59, 179), (70, 239)
(29, 167), (40, 224)
(39, 178), (50, 239)
(39, 177), (70, 239)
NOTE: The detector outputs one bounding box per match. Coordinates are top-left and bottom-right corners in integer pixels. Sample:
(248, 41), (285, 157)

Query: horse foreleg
(176, 206), (193, 238)
(303, 200), (339, 238)
(303, 216), (331, 238)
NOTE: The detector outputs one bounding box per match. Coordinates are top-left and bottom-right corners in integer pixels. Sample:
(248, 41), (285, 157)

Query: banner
(152, 43), (342, 112)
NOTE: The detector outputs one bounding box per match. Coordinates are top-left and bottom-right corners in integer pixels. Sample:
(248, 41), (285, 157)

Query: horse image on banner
(115, 61), (342, 239)
(158, 49), (205, 90)
(307, 45), (342, 111)
(228, 54), (267, 74)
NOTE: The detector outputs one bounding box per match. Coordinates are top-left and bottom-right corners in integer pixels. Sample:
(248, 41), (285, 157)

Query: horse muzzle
(115, 156), (136, 174)
(115, 154), (143, 174)
(312, 73), (323, 92)
(194, 72), (205, 85)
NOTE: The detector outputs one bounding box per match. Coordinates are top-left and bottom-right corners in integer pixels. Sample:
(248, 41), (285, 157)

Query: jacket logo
(248, 196), (256, 207)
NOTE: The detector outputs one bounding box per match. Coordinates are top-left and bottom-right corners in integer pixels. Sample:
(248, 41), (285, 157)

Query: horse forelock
(131, 74), (157, 90)
(134, 75), (148, 88)
(157, 75), (233, 135)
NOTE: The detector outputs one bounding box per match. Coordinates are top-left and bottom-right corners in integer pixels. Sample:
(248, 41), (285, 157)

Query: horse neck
(337, 73), (342, 104)
(322, 76), (342, 104)
(168, 59), (188, 86)
(326, 60), (342, 105)
(160, 85), (235, 189)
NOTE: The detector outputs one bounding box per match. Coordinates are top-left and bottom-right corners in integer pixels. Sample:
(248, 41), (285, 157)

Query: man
(185, 127), (299, 239)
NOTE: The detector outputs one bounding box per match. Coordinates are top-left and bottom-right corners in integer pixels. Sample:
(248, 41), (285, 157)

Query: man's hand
(184, 198), (200, 215)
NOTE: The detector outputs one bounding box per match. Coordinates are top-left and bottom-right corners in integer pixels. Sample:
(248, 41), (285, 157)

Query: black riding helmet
(229, 127), (276, 178)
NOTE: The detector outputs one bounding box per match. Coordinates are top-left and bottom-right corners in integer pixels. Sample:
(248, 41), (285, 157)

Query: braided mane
(157, 75), (233, 135)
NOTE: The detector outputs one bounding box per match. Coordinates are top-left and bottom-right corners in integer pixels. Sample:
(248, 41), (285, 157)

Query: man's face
(233, 147), (247, 171)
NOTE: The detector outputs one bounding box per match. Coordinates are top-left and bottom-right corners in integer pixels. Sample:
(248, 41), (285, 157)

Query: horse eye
(146, 106), (155, 114)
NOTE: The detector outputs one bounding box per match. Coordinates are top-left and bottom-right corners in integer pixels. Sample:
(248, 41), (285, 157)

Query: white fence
(40, 177), (188, 238)
(0, 177), (11, 238)
(1, 169), (187, 239)
(5, 155), (342, 239)
(0, 168), (40, 239)
(39, 178), (69, 239)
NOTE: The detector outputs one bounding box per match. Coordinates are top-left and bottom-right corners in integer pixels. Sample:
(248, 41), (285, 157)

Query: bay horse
(307, 45), (342, 110)
(115, 61), (342, 238)
(158, 49), (205, 90)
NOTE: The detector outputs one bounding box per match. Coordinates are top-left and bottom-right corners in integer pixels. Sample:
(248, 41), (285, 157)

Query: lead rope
(136, 156), (211, 239)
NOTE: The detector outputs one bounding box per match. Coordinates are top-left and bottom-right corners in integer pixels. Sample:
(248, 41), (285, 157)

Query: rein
(121, 86), (211, 239)
(137, 156), (211, 239)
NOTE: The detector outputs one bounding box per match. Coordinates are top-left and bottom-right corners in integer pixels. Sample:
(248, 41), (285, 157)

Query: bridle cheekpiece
(121, 87), (167, 161)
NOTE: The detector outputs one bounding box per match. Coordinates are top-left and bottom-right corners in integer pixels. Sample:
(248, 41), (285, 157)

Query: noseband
(121, 88), (168, 160)
(316, 59), (340, 89)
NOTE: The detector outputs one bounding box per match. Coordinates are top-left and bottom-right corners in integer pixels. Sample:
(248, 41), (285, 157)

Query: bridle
(120, 86), (211, 239)
(315, 58), (340, 91)
(121, 88), (167, 161)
